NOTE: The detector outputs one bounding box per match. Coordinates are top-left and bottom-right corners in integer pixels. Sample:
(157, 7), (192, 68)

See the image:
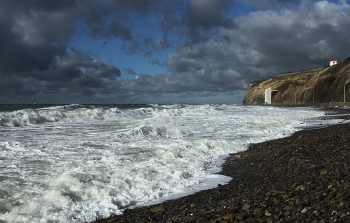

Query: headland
(243, 57), (350, 105)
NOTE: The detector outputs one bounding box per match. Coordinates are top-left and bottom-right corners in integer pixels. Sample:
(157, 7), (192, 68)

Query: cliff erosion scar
(243, 58), (350, 105)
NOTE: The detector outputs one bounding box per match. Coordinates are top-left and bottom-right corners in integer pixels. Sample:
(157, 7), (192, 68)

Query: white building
(265, 88), (272, 104)
(265, 87), (278, 104)
(330, 59), (337, 66)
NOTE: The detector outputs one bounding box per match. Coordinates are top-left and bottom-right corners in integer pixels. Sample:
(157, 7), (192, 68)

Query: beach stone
(260, 203), (268, 208)
(253, 208), (262, 215)
(222, 214), (233, 220)
(266, 217), (274, 223)
(301, 207), (308, 214)
(265, 212), (272, 216)
(339, 216), (349, 221)
(289, 156), (298, 162)
(296, 185), (306, 191)
(281, 194), (289, 199)
(274, 214), (281, 220)
(150, 206), (164, 212)
(242, 204), (250, 211)
(236, 211), (247, 220)
(209, 217), (221, 223)
(320, 169), (328, 175)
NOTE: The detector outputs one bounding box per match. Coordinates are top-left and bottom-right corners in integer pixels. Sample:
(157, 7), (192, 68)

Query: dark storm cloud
(0, 75), (26, 95)
(82, 0), (176, 41)
(187, 0), (234, 29)
(156, 0), (235, 44)
(152, 59), (161, 66)
(84, 16), (132, 40)
(142, 37), (172, 52)
(184, 0), (236, 42)
(124, 68), (136, 75)
(0, 0), (165, 102)
(240, 0), (300, 9)
(0, 1), (72, 74)
(177, 91), (218, 98)
(121, 36), (173, 57)
(22, 0), (77, 11)
(1, 0), (350, 104)
(116, 66), (246, 96)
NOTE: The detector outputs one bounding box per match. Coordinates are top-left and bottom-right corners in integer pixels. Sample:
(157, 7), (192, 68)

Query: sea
(0, 104), (342, 222)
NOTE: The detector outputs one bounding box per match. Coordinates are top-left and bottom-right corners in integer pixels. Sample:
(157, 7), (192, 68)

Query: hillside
(243, 58), (350, 105)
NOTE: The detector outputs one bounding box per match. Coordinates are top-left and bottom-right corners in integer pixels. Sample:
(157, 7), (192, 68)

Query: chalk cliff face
(243, 58), (350, 105)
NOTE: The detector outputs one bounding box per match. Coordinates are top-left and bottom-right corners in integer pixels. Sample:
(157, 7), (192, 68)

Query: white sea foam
(0, 104), (335, 222)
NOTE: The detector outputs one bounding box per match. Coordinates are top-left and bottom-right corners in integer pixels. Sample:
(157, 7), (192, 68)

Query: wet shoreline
(93, 105), (350, 222)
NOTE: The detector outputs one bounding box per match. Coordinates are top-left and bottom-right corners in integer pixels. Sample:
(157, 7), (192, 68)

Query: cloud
(163, 0), (350, 90)
(1, 0), (350, 104)
(187, 0), (230, 28)
(124, 68), (136, 75)
(0, 0), (125, 101)
(177, 91), (218, 98)
(84, 18), (132, 41)
(187, 0), (234, 29)
(239, 0), (300, 9)
(157, 0), (235, 43)
(152, 59), (161, 65)
(143, 37), (172, 52)
(185, 0), (236, 42)
(82, 0), (178, 43)
(234, 0), (350, 64)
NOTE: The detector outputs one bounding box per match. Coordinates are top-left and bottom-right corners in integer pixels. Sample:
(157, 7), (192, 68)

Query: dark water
(0, 104), (153, 112)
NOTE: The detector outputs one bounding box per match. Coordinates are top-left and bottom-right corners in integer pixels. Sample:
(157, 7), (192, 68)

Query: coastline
(93, 105), (350, 223)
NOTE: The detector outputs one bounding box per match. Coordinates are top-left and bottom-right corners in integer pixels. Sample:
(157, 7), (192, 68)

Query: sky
(0, 0), (349, 104)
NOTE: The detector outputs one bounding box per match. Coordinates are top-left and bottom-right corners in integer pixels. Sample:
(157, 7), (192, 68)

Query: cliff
(243, 57), (350, 105)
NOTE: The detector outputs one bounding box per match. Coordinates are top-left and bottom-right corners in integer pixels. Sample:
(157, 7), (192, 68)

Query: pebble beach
(93, 106), (350, 223)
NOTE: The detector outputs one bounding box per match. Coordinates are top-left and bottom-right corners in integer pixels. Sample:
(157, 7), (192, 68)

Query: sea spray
(0, 104), (327, 222)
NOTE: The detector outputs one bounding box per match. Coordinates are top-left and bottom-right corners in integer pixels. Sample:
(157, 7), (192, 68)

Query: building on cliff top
(330, 59), (337, 66)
